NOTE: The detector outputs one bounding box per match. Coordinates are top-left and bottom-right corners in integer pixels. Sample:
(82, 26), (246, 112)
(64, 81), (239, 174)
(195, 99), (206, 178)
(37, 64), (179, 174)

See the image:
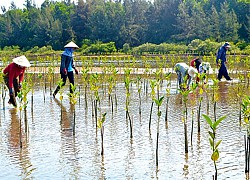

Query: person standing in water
(53, 41), (79, 98)
(216, 42), (232, 81)
(3, 55), (31, 107)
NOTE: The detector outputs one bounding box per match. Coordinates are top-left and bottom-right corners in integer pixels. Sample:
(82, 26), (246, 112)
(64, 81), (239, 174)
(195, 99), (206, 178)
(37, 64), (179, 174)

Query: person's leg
(221, 64), (231, 80)
(53, 73), (67, 97)
(13, 78), (20, 97)
(67, 71), (75, 94)
(217, 66), (223, 80)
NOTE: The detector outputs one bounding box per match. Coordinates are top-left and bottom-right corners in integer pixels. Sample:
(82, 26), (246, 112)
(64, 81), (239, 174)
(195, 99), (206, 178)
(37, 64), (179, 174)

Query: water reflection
(8, 108), (35, 179)
(53, 98), (81, 178)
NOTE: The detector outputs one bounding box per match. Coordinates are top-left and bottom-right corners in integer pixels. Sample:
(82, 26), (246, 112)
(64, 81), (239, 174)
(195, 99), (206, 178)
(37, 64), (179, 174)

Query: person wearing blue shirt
(53, 41), (79, 98)
(216, 42), (232, 81)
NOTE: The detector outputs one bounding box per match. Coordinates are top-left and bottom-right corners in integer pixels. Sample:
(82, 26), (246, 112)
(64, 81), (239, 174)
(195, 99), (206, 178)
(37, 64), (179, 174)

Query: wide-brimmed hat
(188, 66), (198, 78)
(13, 55), (31, 67)
(64, 41), (79, 49)
(224, 42), (230, 48)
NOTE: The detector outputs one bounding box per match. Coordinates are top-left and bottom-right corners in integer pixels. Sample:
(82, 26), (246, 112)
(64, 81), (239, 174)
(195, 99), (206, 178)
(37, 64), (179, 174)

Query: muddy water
(0, 77), (248, 180)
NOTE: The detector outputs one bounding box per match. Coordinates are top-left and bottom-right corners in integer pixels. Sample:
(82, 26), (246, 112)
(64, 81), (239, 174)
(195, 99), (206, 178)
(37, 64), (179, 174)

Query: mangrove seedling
(164, 72), (171, 123)
(202, 114), (226, 180)
(17, 80), (30, 133)
(124, 68), (133, 138)
(149, 80), (156, 130)
(97, 112), (107, 156)
(211, 79), (220, 121)
(68, 83), (80, 136)
(154, 96), (164, 167)
(241, 95), (250, 173)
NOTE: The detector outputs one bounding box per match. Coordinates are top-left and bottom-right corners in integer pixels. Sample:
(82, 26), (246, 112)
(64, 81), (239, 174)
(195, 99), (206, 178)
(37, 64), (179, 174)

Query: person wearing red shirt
(3, 55), (31, 107)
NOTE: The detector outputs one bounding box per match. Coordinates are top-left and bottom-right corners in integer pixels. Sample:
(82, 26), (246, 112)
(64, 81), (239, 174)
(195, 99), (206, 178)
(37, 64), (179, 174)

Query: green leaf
(215, 140), (222, 149)
(209, 131), (215, 139)
(211, 149), (220, 161)
(209, 137), (214, 147)
(202, 114), (213, 128)
(213, 115), (226, 129)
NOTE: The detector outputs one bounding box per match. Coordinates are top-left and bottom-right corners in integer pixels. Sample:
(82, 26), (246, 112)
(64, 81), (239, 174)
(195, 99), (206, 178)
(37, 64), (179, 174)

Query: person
(198, 62), (211, 83)
(190, 58), (202, 83)
(174, 62), (198, 90)
(190, 58), (201, 72)
(216, 42), (232, 81)
(3, 55), (31, 107)
(53, 41), (79, 98)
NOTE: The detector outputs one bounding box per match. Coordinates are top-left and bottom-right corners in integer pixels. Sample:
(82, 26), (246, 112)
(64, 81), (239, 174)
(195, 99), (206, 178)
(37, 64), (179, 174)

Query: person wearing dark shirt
(216, 42), (232, 81)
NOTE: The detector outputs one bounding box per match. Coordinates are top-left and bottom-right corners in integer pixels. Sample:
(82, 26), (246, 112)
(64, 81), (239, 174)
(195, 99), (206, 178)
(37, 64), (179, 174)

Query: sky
(0, 0), (77, 11)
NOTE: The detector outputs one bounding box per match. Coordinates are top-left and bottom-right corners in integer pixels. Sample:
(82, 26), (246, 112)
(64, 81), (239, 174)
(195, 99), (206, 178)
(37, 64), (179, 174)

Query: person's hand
(216, 63), (220, 67)
(9, 88), (14, 95)
(18, 83), (22, 90)
(63, 68), (67, 75)
(75, 68), (79, 75)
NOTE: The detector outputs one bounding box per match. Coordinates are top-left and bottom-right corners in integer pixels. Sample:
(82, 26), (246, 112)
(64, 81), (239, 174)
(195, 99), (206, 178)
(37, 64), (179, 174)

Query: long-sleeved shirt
(216, 45), (227, 64)
(59, 54), (75, 74)
(3, 62), (26, 88)
(174, 63), (192, 87)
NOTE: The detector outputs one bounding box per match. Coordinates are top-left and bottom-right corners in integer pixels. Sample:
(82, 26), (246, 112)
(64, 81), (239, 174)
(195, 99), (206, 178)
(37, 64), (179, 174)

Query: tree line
(0, 0), (249, 51)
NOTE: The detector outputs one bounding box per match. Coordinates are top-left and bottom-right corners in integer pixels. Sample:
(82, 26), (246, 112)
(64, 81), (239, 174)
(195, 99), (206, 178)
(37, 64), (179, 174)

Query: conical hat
(188, 66), (198, 78)
(64, 41), (79, 48)
(13, 55), (31, 67)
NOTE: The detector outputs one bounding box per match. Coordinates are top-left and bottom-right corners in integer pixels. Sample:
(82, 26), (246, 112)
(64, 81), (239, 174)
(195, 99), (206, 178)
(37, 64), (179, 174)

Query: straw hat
(188, 66), (198, 78)
(64, 41), (79, 49)
(13, 55), (31, 67)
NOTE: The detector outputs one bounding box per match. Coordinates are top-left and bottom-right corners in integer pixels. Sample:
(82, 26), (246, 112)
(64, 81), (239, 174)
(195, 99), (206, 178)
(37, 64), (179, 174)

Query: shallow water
(0, 77), (248, 180)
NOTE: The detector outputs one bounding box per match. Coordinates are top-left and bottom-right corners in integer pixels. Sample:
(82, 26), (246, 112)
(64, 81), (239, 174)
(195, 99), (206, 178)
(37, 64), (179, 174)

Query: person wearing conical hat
(3, 55), (31, 107)
(53, 41), (79, 98)
(174, 62), (198, 90)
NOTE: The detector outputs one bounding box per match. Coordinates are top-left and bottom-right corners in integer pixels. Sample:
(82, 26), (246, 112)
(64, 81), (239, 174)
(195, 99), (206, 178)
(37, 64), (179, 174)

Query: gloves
(9, 88), (14, 95)
(75, 68), (79, 75)
(63, 68), (67, 75)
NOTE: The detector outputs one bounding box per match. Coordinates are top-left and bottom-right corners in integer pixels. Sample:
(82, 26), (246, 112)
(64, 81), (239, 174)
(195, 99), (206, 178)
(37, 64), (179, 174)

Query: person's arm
(216, 48), (222, 64)
(61, 55), (67, 74)
(72, 58), (79, 74)
(18, 68), (25, 84)
(187, 76), (192, 88)
(8, 67), (14, 89)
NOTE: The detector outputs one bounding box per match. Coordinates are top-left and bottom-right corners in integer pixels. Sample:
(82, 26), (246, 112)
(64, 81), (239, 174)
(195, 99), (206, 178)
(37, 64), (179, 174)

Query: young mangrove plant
(211, 79), (220, 121)
(149, 80), (156, 130)
(26, 73), (35, 113)
(179, 87), (192, 154)
(136, 76), (142, 116)
(38, 73), (45, 102)
(0, 69), (7, 110)
(68, 83), (80, 136)
(90, 73), (100, 130)
(97, 112), (107, 156)
(241, 95), (250, 173)
(124, 68), (133, 138)
(56, 78), (65, 123)
(17, 80), (31, 133)
(197, 73), (207, 133)
(154, 96), (164, 167)
(202, 114), (226, 180)
(16, 80), (31, 148)
(81, 67), (90, 109)
(164, 72), (171, 124)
